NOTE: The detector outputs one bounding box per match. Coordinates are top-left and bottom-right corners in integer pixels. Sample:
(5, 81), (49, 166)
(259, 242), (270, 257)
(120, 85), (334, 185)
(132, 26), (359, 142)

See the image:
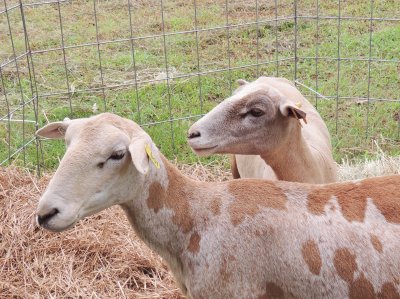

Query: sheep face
(35, 113), (151, 232)
(188, 77), (307, 156)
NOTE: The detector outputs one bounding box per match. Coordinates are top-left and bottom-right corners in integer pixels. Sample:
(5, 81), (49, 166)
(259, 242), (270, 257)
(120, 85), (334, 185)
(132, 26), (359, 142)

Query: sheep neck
(260, 126), (321, 183)
(120, 156), (206, 279)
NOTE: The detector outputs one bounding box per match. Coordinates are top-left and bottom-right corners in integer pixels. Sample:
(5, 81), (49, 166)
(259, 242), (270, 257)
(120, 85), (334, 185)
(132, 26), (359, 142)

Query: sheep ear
(237, 79), (249, 86)
(129, 134), (151, 175)
(279, 102), (307, 124)
(36, 120), (70, 139)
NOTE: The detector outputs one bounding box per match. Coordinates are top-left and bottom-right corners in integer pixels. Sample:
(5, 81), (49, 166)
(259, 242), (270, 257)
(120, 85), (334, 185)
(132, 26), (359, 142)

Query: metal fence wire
(1, 0), (399, 173)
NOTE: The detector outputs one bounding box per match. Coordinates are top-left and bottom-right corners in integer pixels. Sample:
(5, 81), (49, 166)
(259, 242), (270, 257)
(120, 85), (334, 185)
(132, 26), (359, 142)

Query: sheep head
(187, 76), (307, 156)
(35, 113), (157, 232)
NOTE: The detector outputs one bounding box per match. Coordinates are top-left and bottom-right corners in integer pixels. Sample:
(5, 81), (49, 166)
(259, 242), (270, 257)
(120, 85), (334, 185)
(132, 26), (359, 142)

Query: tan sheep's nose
(188, 130), (201, 139)
(37, 208), (59, 226)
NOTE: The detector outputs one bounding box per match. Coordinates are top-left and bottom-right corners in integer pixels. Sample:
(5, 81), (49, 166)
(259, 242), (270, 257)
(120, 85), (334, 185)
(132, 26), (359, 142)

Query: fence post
(19, 0), (42, 175)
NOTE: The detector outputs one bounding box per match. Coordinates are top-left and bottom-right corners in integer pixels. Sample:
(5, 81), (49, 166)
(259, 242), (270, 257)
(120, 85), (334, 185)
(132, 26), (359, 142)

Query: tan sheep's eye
(249, 108), (264, 117)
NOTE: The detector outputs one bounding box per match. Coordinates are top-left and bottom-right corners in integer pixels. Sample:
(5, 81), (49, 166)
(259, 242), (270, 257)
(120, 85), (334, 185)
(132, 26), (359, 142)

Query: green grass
(1, 0), (399, 170)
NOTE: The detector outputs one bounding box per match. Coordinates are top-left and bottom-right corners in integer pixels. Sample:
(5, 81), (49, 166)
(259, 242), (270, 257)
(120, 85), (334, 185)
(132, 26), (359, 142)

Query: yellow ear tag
(295, 102), (302, 108)
(145, 143), (160, 169)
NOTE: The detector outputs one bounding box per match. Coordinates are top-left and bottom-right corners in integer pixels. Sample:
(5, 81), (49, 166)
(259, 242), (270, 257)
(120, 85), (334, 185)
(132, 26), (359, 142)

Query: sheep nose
(188, 130), (201, 139)
(37, 208), (59, 226)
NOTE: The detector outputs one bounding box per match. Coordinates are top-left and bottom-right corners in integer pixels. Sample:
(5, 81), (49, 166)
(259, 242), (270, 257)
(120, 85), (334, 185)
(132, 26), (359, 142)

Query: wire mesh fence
(1, 0), (399, 173)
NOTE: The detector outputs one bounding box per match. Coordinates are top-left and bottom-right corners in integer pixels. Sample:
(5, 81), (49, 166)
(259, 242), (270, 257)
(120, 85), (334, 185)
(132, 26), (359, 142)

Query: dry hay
(1, 154), (399, 298)
(338, 151), (400, 181)
(0, 163), (229, 298)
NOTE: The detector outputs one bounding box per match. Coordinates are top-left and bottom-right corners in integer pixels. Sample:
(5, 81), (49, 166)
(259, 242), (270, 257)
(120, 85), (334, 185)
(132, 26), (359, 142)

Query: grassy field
(1, 0), (399, 170)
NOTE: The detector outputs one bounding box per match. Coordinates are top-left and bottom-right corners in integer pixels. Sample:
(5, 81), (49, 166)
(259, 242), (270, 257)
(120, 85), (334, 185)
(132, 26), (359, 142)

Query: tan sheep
(188, 76), (337, 183)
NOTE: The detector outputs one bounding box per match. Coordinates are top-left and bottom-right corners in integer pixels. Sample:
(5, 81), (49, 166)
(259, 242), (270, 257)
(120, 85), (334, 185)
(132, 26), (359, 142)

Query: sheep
(188, 76), (337, 184)
(36, 113), (400, 299)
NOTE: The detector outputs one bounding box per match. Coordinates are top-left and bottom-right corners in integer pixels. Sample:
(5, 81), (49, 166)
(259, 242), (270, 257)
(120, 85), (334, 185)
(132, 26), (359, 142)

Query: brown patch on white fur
(307, 176), (400, 223)
(332, 251), (389, 299)
(258, 282), (285, 299)
(164, 158), (195, 233)
(146, 182), (165, 213)
(227, 180), (287, 226)
(301, 240), (322, 275)
(370, 234), (383, 253)
(349, 273), (375, 299)
(210, 197), (221, 216)
(334, 248), (357, 283)
(220, 255), (236, 282)
(187, 232), (201, 253)
(146, 157), (195, 233)
(378, 282), (400, 299)
(307, 183), (367, 222)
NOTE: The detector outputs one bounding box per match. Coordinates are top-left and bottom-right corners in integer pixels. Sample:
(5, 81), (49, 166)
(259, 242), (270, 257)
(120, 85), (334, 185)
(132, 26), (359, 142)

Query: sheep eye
(109, 151), (125, 161)
(249, 108), (264, 117)
(97, 151), (125, 169)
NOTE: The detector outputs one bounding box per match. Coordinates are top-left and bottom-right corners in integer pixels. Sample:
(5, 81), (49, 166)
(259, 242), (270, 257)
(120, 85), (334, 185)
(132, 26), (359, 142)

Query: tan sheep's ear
(279, 101), (307, 124)
(35, 119), (71, 139)
(129, 134), (152, 175)
(237, 79), (249, 86)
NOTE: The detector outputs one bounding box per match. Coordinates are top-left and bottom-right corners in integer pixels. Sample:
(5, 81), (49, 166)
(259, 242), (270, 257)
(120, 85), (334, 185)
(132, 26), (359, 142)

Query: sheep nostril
(188, 130), (201, 139)
(37, 208), (59, 226)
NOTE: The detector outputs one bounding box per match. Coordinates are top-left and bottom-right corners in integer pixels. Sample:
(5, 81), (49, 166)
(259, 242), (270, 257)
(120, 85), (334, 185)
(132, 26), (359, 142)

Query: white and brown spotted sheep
(36, 113), (400, 299)
(188, 76), (337, 184)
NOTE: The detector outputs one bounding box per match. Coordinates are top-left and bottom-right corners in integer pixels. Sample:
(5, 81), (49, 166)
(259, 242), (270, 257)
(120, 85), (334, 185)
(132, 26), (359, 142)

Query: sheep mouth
(190, 145), (218, 156)
(40, 220), (77, 232)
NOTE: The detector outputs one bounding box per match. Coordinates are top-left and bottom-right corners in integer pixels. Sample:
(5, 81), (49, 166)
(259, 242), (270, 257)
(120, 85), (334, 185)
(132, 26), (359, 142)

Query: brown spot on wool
(146, 157), (196, 233)
(349, 273), (375, 299)
(187, 232), (201, 253)
(378, 282), (400, 299)
(370, 234), (383, 253)
(301, 240), (322, 275)
(307, 175), (400, 223)
(146, 182), (165, 213)
(219, 255), (235, 282)
(210, 197), (221, 215)
(227, 179), (287, 226)
(258, 282), (285, 299)
(334, 248), (357, 283)
(254, 226), (275, 238)
(307, 183), (366, 222)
